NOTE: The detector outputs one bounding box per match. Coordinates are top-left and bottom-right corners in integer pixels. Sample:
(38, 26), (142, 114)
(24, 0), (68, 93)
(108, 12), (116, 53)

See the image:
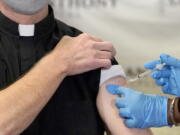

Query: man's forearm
(0, 33), (116, 135)
(0, 52), (67, 135)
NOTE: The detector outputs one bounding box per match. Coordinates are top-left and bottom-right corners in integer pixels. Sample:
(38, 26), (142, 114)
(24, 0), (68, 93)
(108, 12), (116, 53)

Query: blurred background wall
(51, 0), (180, 134)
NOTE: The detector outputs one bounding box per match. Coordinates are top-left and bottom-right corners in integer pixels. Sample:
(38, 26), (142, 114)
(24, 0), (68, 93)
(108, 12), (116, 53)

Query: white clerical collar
(18, 24), (35, 37)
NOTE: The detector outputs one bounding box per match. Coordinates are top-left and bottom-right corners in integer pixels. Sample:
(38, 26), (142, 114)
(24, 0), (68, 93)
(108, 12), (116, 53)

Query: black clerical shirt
(0, 7), (105, 135)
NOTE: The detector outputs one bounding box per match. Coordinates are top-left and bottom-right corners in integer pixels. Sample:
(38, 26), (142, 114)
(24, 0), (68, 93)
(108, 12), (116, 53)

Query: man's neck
(0, 3), (49, 25)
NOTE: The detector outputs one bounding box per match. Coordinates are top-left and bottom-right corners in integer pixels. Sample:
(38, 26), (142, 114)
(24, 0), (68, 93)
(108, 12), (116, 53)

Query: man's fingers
(93, 42), (116, 56)
(93, 59), (112, 69)
(144, 60), (161, 69)
(80, 33), (116, 58)
(79, 33), (103, 42)
(95, 51), (113, 60)
(160, 54), (180, 68)
(88, 34), (103, 42)
(106, 85), (128, 96)
(80, 33), (103, 42)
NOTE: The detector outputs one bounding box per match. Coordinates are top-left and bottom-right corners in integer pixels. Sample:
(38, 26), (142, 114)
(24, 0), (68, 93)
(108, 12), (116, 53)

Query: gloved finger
(115, 98), (126, 108)
(161, 83), (169, 94)
(151, 70), (170, 79)
(156, 78), (168, 86)
(119, 108), (131, 119)
(106, 85), (128, 96)
(144, 60), (161, 70)
(124, 118), (137, 128)
(160, 54), (180, 68)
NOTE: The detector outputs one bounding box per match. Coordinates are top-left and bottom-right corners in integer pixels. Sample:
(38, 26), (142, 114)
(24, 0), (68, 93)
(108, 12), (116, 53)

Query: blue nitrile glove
(106, 85), (169, 129)
(145, 54), (180, 96)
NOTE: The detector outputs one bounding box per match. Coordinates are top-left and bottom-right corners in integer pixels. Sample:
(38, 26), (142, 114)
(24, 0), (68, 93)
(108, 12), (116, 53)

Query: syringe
(128, 63), (166, 83)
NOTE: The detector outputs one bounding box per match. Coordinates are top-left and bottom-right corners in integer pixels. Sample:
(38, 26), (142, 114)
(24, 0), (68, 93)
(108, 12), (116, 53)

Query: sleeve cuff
(100, 65), (126, 86)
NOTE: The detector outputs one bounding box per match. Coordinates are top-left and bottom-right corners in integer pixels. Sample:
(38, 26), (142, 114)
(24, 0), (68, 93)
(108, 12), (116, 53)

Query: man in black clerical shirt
(0, 1), (153, 135)
(0, 0), (116, 134)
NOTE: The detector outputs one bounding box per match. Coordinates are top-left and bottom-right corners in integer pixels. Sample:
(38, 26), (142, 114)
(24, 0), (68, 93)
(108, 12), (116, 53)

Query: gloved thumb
(160, 54), (180, 68)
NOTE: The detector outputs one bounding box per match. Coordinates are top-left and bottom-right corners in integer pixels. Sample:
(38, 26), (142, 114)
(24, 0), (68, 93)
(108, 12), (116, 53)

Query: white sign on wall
(52, 0), (180, 68)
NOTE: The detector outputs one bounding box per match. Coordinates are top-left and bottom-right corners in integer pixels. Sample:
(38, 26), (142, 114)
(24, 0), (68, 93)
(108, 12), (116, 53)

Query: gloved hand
(145, 54), (180, 97)
(106, 85), (169, 129)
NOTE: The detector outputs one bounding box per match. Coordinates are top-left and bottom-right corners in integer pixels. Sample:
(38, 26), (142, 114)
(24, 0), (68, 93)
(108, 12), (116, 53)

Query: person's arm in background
(0, 34), (115, 135)
(97, 75), (153, 135)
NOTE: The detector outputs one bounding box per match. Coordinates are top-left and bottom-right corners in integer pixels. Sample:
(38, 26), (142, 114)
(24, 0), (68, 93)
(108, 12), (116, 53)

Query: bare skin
(97, 76), (153, 135)
(0, 0), (48, 24)
(0, 2), (116, 134)
(0, 1), (152, 135)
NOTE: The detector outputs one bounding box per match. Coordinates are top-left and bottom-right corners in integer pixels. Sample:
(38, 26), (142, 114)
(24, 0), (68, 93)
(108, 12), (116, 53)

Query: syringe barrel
(138, 70), (151, 78)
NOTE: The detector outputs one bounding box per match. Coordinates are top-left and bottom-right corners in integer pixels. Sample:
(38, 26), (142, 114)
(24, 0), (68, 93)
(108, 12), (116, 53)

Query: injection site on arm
(97, 65), (153, 135)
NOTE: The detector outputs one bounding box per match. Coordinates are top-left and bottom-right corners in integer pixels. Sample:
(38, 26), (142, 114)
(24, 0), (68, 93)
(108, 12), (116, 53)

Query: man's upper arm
(96, 76), (153, 135)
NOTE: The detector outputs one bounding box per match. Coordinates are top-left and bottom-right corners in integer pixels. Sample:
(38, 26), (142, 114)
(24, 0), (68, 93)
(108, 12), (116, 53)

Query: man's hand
(0, 33), (116, 134)
(145, 54), (180, 96)
(52, 33), (116, 75)
(106, 85), (169, 129)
